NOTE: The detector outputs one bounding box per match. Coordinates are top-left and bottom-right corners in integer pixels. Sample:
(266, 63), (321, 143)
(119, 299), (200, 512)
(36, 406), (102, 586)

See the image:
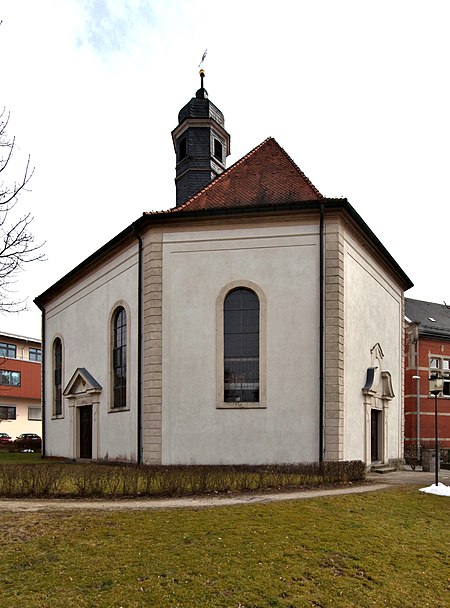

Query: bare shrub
(71, 464), (111, 497)
(0, 464), (20, 494)
(0, 460), (366, 498)
(18, 464), (65, 496)
(0, 464), (65, 497)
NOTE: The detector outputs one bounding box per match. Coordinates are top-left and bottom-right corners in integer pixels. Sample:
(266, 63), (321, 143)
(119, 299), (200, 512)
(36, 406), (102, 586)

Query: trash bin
(422, 448), (440, 473)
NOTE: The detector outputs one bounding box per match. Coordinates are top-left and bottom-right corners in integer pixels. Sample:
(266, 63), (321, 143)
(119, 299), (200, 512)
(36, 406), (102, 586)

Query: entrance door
(371, 410), (381, 462)
(79, 405), (93, 459)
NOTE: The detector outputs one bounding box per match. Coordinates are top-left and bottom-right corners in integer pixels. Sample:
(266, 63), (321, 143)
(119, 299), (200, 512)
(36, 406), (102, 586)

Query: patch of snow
(419, 483), (450, 497)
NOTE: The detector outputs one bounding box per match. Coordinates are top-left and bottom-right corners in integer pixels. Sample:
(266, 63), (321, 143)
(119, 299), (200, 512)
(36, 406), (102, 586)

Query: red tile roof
(171, 137), (323, 213)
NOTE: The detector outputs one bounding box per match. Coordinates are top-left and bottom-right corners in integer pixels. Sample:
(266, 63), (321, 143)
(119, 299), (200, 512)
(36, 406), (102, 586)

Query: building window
(224, 288), (259, 403)
(112, 307), (127, 409)
(213, 138), (223, 162)
(428, 356), (450, 397)
(0, 342), (16, 359)
(430, 357), (439, 369)
(444, 378), (450, 397)
(53, 338), (63, 416)
(178, 138), (187, 161)
(0, 370), (21, 386)
(0, 406), (16, 420)
(29, 348), (42, 362)
(28, 406), (42, 421)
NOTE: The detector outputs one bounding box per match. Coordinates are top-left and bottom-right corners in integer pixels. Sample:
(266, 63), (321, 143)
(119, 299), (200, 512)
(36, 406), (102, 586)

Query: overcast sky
(1, 0), (449, 339)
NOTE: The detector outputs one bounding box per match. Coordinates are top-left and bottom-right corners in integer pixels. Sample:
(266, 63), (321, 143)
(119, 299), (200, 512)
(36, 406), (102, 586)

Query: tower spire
(171, 69), (230, 207)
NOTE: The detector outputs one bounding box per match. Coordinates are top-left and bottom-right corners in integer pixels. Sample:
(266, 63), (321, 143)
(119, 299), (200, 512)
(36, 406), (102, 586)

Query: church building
(35, 72), (413, 466)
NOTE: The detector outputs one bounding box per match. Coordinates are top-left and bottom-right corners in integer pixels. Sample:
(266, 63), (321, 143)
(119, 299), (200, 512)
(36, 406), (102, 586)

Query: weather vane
(198, 49), (207, 89)
(198, 49), (207, 68)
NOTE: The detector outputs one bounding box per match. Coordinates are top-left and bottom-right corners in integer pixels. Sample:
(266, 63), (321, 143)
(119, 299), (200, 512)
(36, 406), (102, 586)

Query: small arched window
(224, 288), (259, 403)
(112, 307), (127, 409)
(178, 137), (187, 161)
(213, 138), (223, 162)
(53, 338), (62, 416)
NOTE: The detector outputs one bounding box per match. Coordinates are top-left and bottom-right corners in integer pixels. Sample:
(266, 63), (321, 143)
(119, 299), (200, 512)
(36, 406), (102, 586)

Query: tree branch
(0, 106), (44, 313)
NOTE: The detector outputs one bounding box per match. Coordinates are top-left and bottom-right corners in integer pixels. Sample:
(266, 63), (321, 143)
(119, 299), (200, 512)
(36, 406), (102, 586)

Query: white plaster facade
(37, 209), (410, 466)
(41, 241), (139, 461)
(343, 230), (404, 464)
(161, 221), (320, 464)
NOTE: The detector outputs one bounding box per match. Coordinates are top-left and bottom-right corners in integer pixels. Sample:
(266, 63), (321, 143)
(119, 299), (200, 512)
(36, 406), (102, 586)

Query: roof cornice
(34, 218), (147, 306)
(34, 196), (413, 306)
(171, 118), (230, 155)
(145, 198), (413, 289)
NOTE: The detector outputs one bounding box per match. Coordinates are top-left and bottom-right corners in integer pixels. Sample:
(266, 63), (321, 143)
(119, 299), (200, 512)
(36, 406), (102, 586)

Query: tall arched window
(224, 288), (259, 402)
(112, 307), (127, 409)
(53, 338), (62, 416)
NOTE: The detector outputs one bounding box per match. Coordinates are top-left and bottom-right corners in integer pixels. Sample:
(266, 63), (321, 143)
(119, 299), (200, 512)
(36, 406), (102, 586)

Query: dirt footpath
(0, 468), (448, 512)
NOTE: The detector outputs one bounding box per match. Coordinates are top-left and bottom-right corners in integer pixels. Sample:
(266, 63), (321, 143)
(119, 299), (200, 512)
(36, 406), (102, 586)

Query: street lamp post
(428, 374), (443, 487)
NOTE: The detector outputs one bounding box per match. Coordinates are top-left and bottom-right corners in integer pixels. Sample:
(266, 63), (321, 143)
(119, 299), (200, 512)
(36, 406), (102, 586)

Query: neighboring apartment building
(404, 298), (450, 452)
(0, 331), (42, 439)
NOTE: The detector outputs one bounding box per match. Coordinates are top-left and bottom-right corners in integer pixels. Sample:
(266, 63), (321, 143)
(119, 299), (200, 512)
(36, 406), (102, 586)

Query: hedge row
(0, 439), (42, 453)
(0, 460), (366, 498)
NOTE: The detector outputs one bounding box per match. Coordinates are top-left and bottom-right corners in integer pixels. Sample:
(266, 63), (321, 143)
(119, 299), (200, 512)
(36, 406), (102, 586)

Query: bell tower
(172, 70), (230, 206)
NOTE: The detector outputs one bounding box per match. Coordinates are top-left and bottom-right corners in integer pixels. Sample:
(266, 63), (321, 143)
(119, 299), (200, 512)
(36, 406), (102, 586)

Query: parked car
(15, 433), (41, 442)
(0, 432), (11, 443)
(14, 433), (42, 452)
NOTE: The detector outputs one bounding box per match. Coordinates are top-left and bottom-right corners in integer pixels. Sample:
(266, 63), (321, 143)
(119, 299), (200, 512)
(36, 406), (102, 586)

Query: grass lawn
(0, 452), (42, 464)
(0, 486), (448, 607)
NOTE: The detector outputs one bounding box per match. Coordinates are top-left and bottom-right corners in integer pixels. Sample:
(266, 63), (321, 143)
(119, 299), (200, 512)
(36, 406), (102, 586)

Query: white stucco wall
(162, 221), (321, 465)
(343, 232), (404, 462)
(41, 215), (406, 466)
(43, 243), (139, 461)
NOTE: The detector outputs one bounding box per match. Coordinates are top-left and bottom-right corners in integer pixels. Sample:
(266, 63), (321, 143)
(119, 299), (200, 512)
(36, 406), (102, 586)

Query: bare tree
(0, 108), (44, 312)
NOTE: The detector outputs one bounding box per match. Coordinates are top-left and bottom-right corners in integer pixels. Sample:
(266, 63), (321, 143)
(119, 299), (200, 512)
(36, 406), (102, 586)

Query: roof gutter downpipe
(319, 203), (325, 463)
(35, 301), (46, 458)
(132, 224), (143, 464)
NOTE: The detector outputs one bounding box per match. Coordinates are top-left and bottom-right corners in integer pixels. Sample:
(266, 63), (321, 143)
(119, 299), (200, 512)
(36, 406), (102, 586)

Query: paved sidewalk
(0, 467), (448, 512)
(366, 467), (450, 486)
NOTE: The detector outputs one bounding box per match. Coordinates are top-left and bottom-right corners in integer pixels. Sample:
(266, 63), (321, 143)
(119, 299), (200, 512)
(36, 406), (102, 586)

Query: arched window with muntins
(112, 307), (127, 409)
(53, 338), (62, 416)
(224, 288), (259, 403)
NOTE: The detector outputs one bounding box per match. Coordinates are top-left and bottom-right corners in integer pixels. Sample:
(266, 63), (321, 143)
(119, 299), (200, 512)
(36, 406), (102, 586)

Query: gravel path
(0, 482), (392, 512)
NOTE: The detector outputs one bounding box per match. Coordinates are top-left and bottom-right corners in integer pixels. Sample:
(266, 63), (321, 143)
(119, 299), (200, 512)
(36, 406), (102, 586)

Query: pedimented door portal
(63, 367), (102, 460)
(362, 344), (395, 466)
(79, 405), (93, 459)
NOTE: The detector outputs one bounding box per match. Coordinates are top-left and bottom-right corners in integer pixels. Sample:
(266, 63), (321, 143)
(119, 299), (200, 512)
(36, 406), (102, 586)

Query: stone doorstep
(370, 464), (397, 474)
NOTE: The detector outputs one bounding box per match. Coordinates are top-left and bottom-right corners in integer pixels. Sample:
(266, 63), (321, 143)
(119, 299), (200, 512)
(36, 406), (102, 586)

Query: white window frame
(429, 355), (450, 398)
(28, 406), (42, 421)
